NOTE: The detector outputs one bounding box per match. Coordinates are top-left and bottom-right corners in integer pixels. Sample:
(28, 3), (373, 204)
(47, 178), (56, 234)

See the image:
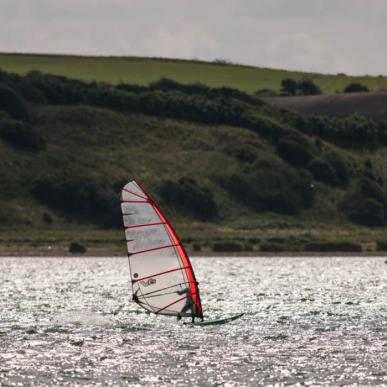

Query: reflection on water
(0, 257), (386, 386)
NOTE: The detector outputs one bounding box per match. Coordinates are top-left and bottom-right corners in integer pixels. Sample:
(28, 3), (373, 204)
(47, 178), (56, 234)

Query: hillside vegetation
(1, 53), (386, 94)
(1, 68), (387, 254)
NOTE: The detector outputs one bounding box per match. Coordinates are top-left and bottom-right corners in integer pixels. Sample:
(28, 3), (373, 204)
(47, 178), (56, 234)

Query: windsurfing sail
(120, 180), (203, 320)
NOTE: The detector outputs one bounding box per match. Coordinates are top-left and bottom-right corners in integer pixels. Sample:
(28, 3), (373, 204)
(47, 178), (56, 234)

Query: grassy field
(0, 53), (386, 94)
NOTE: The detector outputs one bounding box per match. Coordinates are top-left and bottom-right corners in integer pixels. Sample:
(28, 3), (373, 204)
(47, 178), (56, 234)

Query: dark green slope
(1, 70), (387, 253)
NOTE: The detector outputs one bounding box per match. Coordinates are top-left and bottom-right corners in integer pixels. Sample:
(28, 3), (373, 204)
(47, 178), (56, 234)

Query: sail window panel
(121, 203), (159, 227)
(122, 190), (146, 202)
(136, 296), (189, 316)
(123, 182), (147, 199)
(128, 246), (185, 281)
(126, 224), (173, 253)
(134, 281), (192, 316)
(136, 272), (186, 297)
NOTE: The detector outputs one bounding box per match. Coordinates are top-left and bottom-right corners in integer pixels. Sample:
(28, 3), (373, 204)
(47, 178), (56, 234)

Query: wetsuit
(176, 288), (196, 322)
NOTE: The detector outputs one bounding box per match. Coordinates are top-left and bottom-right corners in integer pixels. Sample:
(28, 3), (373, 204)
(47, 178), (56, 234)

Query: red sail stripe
(132, 266), (190, 283)
(122, 187), (147, 200)
(121, 200), (149, 204)
(125, 221), (166, 230)
(128, 244), (179, 256)
(155, 295), (188, 315)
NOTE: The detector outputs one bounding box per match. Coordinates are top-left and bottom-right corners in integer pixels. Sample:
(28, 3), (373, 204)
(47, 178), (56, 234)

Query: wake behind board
(183, 313), (244, 326)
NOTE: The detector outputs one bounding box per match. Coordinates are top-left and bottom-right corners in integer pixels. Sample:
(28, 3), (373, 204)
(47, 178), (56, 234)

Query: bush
(341, 194), (385, 227)
(304, 241), (362, 252)
(192, 243), (202, 252)
(376, 241), (387, 251)
(277, 138), (313, 167)
(0, 84), (29, 120)
(323, 151), (349, 188)
(159, 177), (218, 221)
(260, 243), (287, 252)
(69, 242), (86, 254)
(31, 172), (121, 227)
(280, 78), (297, 96)
(308, 158), (338, 186)
(0, 118), (46, 151)
(148, 78), (257, 104)
(297, 79), (321, 95)
(344, 83), (369, 93)
(213, 241), (244, 252)
(224, 143), (257, 164)
(358, 177), (387, 207)
(17, 79), (47, 104)
(224, 163), (314, 215)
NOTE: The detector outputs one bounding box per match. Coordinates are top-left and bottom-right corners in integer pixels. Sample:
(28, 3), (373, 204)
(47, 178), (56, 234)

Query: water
(0, 257), (386, 386)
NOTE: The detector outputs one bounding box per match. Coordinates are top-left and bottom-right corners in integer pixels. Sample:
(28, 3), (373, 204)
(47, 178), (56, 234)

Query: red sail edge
(135, 181), (203, 320)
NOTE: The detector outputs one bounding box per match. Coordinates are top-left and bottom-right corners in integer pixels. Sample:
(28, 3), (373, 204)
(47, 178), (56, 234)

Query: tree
(344, 83), (369, 93)
(297, 79), (321, 95)
(280, 78), (297, 96)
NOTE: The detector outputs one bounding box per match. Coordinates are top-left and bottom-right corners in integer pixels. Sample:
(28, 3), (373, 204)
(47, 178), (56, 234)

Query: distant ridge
(0, 52), (385, 94)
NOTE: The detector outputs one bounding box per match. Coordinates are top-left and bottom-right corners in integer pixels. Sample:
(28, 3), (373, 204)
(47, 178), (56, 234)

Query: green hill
(1, 53), (386, 94)
(1, 69), (387, 255)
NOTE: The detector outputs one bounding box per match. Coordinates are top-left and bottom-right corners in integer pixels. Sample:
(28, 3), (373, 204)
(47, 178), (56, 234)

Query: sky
(0, 0), (386, 75)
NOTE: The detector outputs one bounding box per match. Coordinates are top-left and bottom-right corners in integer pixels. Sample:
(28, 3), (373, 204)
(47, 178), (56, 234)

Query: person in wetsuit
(176, 288), (196, 322)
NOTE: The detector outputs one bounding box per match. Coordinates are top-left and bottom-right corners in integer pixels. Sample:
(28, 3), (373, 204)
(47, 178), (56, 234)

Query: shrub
(304, 241), (361, 252)
(323, 151), (349, 188)
(260, 243), (287, 252)
(341, 194), (385, 227)
(31, 172), (121, 227)
(17, 79), (47, 104)
(0, 84), (29, 120)
(358, 177), (387, 207)
(148, 78), (257, 104)
(224, 143), (257, 164)
(308, 158), (338, 186)
(213, 241), (244, 252)
(0, 118), (46, 151)
(344, 83), (369, 93)
(224, 163), (314, 215)
(297, 79), (321, 95)
(159, 177), (218, 221)
(192, 243), (202, 252)
(277, 138), (313, 167)
(115, 83), (148, 93)
(280, 78), (297, 96)
(376, 241), (387, 251)
(69, 242), (86, 254)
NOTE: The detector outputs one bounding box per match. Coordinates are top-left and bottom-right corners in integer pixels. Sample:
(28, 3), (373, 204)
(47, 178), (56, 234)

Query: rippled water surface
(0, 256), (386, 386)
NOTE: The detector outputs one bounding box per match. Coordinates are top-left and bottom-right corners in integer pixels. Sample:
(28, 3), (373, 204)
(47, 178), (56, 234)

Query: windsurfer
(176, 288), (196, 322)
(132, 288), (140, 304)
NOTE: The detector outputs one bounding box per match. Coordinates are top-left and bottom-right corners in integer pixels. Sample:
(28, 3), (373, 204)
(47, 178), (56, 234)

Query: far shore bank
(1, 249), (387, 258)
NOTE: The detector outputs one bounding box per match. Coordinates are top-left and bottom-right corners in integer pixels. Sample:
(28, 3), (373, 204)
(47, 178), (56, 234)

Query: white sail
(121, 180), (203, 318)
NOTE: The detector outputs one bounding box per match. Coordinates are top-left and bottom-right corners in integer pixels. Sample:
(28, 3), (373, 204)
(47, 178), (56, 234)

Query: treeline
(279, 78), (369, 96)
(1, 69), (386, 149)
(276, 109), (387, 148)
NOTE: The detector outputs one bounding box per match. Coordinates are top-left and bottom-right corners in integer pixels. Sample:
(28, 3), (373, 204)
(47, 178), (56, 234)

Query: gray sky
(0, 0), (386, 75)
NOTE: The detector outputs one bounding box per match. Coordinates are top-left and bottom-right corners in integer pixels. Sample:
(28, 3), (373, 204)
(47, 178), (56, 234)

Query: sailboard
(183, 313), (245, 326)
(121, 180), (203, 321)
